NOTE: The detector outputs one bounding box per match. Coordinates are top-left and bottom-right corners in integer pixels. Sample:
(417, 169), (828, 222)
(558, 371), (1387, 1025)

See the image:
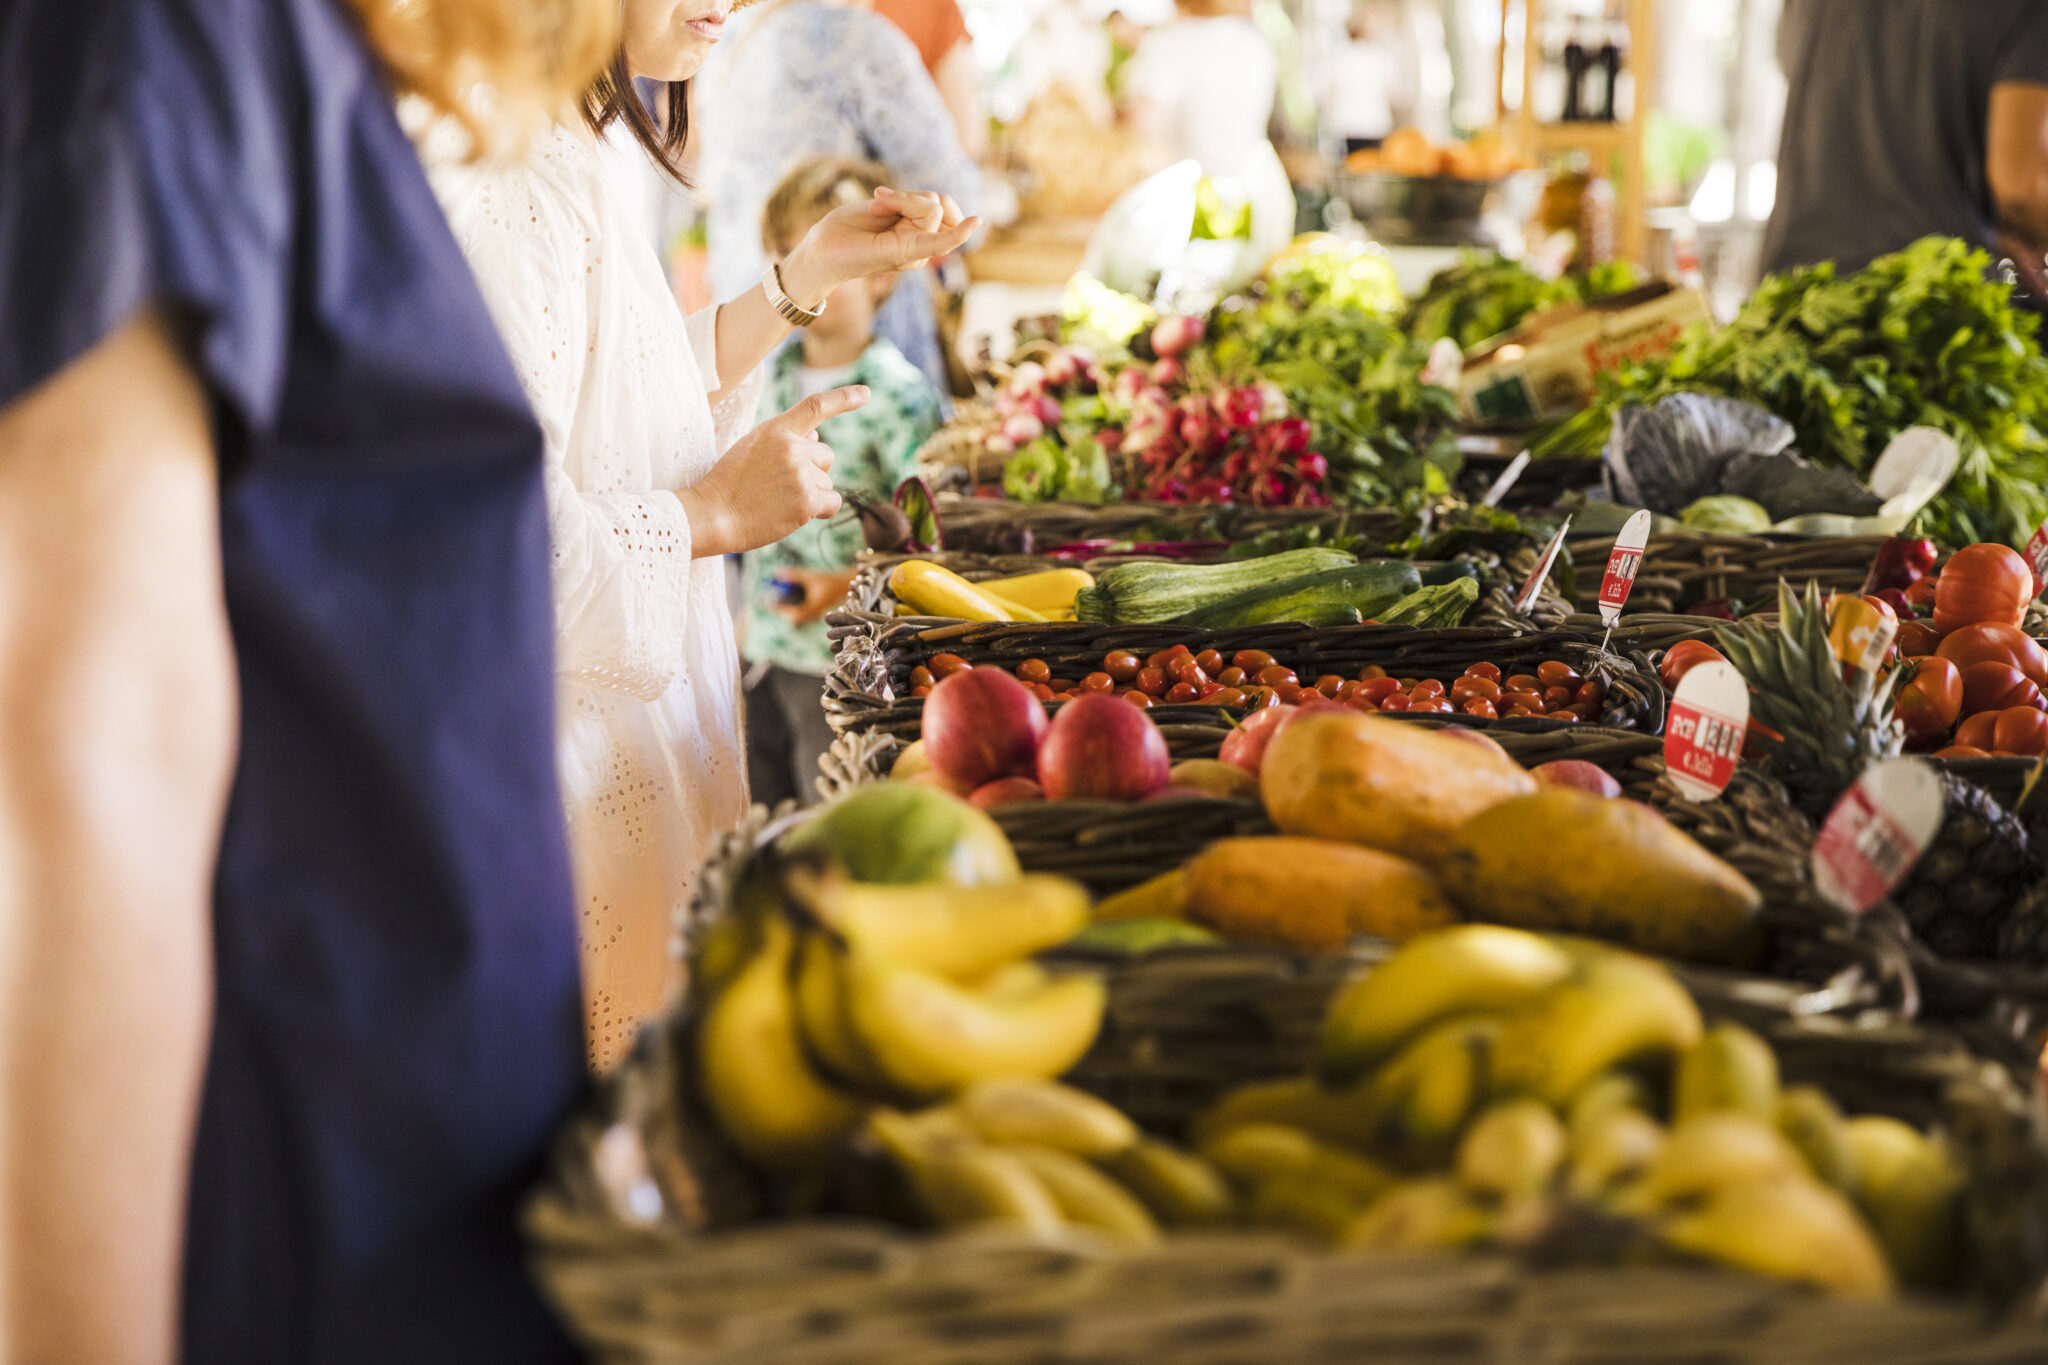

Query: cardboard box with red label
(1458, 282), (1714, 427)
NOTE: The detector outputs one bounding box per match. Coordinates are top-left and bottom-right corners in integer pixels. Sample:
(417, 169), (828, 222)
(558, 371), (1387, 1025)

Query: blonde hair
(762, 157), (893, 257)
(351, 0), (619, 148)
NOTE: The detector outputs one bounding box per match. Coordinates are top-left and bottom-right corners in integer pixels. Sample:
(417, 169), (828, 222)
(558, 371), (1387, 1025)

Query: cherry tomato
(1462, 699), (1498, 719)
(1027, 682), (1055, 701)
(1542, 686), (1576, 711)
(1232, 649), (1276, 672)
(1501, 704), (1537, 718)
(1505, 674), (1540, 693)
(1166, 682), (1200, 704)
(1174, 660), (1211, 688)
(1335, 680), (1367, 702)
(1017, 658), (1052, 684)
(1378, 692), (1413, 712)
(1148, 644), (1193, 670)
(1081, 672), (1116, 693)
(1257, 665), (1300, 688)
(1195, 649), (1225, 676)
(1548, 709), (1579, 724)
(1396, 678), (1420, 691)
(1412, 678), (1446, 700)
(1209, 687), (1247, 707)
(1450, 676), (1502, 705)
(1536, 660), (1582, 688)
(1273, 684), (1305, 705)
(1198, 682), (1225, 699)
(1315, 674), (1347, 697)
(1218, 666), (1248, 687)
(1135, 666), (1168, 697)
(1360, 677), (1404, 703)
(1464, 662), (1502, 683)
(1567, 702), (1601, 723)
(1346, 696), (1380, 713)
(929, 653), (971, 677)
(911, 684), (931, 698)
(1357, 665), (1389, 681)
(1503, 690), (1546, 712)
(1046, 678), (1077, 695)
(910, 665), (935, 689)
(1123, 690), (1154, 709)
(1239, 687), (1280, 710)
(1574, 679), (1607, 707)
(1413, 698), (1455, 714)
(1103, 651), (1141, 683)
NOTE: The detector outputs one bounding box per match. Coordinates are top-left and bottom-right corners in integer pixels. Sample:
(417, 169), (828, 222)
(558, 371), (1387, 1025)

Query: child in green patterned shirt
(741, 157), (945, 806)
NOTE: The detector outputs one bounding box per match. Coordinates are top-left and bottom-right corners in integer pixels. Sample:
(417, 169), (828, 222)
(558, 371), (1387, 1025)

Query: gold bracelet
(763, 262), (824, 327)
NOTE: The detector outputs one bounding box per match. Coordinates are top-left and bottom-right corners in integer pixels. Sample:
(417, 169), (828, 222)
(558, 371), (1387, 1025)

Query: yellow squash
(889, 561), (1043, 622)
(976, 567), (1095, 617)
(1184, 836), (1458, 953)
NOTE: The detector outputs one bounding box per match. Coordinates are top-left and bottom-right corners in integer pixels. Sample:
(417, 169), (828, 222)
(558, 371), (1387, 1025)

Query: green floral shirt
(739, 338), (942, 674)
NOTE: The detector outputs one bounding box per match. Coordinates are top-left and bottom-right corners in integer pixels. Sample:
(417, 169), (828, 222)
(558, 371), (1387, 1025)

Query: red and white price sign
(1514, 515), (1574, 615)
(1810, 758), (1944, 915)
(1663, 661), (1749, 802)
(2025, 517), (2048, 599)
(1596, 509), (1655, 628)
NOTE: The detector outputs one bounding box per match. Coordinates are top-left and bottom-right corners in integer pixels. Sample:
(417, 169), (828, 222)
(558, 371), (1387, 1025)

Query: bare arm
(1988, 82), (2048, 259)
(933, 40), (988, 162)
(0, 312), (233, 1362)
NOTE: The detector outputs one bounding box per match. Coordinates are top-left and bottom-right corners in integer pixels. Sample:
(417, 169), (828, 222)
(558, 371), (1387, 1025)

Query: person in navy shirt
(0, 0), (617, 1358)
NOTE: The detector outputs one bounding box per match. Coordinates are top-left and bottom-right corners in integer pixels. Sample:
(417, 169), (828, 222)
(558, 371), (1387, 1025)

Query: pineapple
(1714, 581), (2041, 959)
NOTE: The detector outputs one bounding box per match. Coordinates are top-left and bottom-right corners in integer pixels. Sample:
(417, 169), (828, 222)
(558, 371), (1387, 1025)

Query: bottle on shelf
(1593, 22), (1623, 123)
(1560, 22), (1590, 122)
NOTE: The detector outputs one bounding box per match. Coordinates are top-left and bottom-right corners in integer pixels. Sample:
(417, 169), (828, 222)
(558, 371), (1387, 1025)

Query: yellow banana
(1673, 1022), (1780, 1124)
(1344, 1178), (1494, 1253)
(1199, 1123), (1321, 1184)
(1566, 1073), (1654, 1151)
(1101, 1139), (1237, 1227)
(889, 561), (1041, 622)
(975, 567), (1095, 615)
(1364, 1015), (1501, 1162)
(969, 960), (1052, 999)
(792, 932), (897, 1093)
(806, 873), (1088, 981)
(1776, 1085), (1858, 1192)
(843, 953), (1106, 1098)
(1637, 1113), (1807, 1209)
(1007, 1145), (1160, 1244)
(1844, 1116), (1964, 1289)
(1191, 1075), (1381, 1150)
(1092, 868), (1190, 923)
(903, 1143), (1066, 1234)
(1491, 953), (1703, 1108)
(866, 1105), (977, 1165)
(954, 1077), (1137, 1157)
(1660, 1176), (1894, 1297)
(1567, 1106), (1665, 1201)
(1320, 925), (1574, 1085)
(696, 917), (865, 1171)
(1456, 1100), (1567, 1199)
(1250, 1169), (1377, 1242)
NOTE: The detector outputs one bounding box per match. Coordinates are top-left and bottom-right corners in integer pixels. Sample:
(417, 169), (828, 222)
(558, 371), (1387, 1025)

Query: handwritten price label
(1515, 516), (1574, 615)
(1811, 759), (1944, 914)
(2026, 518), (2048, 599)
(1597, 509), (1655, 628)
(1663, 661), (1749, 802)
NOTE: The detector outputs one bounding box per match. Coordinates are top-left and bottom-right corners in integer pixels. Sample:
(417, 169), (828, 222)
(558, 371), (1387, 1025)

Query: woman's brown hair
(582, 58), (691, 184)
(351, 0), (619, 147)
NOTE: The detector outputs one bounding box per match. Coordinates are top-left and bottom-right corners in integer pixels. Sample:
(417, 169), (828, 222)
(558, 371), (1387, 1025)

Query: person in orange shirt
(872, 0), (988, 158)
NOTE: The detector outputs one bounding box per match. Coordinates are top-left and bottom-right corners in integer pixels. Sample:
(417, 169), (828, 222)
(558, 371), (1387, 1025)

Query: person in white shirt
(419, 0), (975, 1072)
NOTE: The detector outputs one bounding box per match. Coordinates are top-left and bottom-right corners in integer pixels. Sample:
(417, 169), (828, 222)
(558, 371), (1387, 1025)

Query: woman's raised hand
(675, 386), (868, 557)
(777, 187), (981, 307)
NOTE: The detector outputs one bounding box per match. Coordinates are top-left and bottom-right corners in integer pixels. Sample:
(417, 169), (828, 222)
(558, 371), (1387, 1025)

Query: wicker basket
(523, 813), (2048, 1365)
(926, 496), (1405, 558)
(1562, 533), (1889, 617)
(823, 619), (1666, 739)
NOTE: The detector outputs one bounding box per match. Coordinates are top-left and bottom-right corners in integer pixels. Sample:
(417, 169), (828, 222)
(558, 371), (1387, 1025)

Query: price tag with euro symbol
(1663, 661), (1749, 802)
(1810, 758), (1944, 914)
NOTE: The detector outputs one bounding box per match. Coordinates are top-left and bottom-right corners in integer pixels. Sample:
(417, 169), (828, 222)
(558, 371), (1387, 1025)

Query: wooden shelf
(1524, 121), (1631, 150)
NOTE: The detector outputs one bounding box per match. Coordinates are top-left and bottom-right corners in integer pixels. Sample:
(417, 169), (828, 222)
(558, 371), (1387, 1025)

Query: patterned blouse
(739, 338), (943, 675)
(697, 0), (981, 394)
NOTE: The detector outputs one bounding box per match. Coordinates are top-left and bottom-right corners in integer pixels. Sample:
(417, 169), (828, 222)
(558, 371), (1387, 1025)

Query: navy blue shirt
(0, 0), (587, 1360)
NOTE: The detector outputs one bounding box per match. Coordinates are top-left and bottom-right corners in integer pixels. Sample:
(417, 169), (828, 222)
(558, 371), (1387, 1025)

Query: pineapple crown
(1711, 580), (1902, 808)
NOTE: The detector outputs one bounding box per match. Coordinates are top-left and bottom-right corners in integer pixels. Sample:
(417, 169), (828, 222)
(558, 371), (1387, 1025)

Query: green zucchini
(1075, 548), (1356, 624)
(1182, 562), (1421, 629)
(1376, 578), (1481, 628)
(1418, 560), (1483, 587)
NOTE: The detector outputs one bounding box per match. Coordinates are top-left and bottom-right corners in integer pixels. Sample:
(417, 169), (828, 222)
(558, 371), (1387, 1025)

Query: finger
(938, 194), (964, 229)
(876, 186), (944, 233)
(777, 384), (870, 436)
(811, 488), (843, 520)
(804, 439), (835, 472)
(900, 217), (981, 264)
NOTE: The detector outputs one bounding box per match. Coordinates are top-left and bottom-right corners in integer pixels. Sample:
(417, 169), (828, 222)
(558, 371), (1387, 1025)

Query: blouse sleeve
(430, 148), (692, 703)
(683, 307), (768, 456)
(847, 14), (983, 219)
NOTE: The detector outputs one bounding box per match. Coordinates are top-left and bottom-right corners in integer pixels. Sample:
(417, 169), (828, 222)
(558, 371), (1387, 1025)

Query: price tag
(1826, 594), (1899, 674)
(2025, 517), (2048, 599)
(1596, 509), (1655, 629)
(1482, 451), (1532, 508)
(1810, 758), (1944, 914)
(1514, 515), (1573, 615)
(1663, 661), (1749, 802)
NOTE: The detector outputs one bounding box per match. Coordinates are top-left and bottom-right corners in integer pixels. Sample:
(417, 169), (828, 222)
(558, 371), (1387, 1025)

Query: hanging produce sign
(1595, 509), (1654, 652)
(1809, 759), (1944, 915)
(1826, 594), (1899, 675)
(1663, 661), (1749, 802)
(1514, 515), (1573, 616)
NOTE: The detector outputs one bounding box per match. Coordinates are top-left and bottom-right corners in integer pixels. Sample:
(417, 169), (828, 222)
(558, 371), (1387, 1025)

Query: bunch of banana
(867, 1078), (1233, 1241)
(694, 868), (1106, 1172)
(1179, 925), (1967, 1295)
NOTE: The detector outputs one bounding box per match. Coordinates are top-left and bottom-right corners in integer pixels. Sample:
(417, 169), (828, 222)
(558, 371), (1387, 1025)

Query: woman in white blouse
(422, 0), (975, 1070)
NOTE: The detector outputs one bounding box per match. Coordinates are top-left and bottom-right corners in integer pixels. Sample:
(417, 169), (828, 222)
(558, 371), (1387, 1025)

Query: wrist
(777, 247), (835, 314)
(674, 486), (734, 559)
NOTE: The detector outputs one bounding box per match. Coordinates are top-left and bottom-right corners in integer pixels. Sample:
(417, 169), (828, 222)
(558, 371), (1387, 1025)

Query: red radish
(925, 668), (1047, 789)
(1006, 361), (1046, 395)
(1218, 704), (1302, 775)
(1042, 350), (1081, 387)
(968, 776), (1045, 810)
(1532, 759), (1623, 798)
(1037, 693), (1171, 801)
(1113, 366), (1148, 405)
(1001, 413), (1045, 445)
(1213, 386), (1265, 429)
(1149, 357), (1185, 389)
(1150, 314), (1206, 359)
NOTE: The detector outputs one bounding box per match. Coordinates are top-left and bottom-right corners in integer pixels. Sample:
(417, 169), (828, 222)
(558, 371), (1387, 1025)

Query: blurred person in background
(1324, 0), (1401, 155)
(699, 0), (983, 399)
(0, 0), (620, 1358)
(1764, 0), (2048, 286)
(872, 0), (989, 160)
(420, 0), (975, 1073)
(740, 159), (944, 809)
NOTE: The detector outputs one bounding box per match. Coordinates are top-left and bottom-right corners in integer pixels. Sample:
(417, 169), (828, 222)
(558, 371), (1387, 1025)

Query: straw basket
(523, 812), (2048, 1365)
(1562, 533), (1889, 616)
(922, 495), (1407, 557)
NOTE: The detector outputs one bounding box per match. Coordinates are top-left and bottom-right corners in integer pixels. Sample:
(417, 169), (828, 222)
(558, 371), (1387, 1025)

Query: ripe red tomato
(1932, 744), (1992, 759)
(1895, 621), (1943, 659)
(1994, 706), (2048, 757)
(1450, 676), (1502, 704)
(1658, 640), (1727, 691)
(1933, 543), (2032, 635)
(1959, 661), (2039, 716)
(1412, 679), (1446, 700)
(1102, 651), (1141, 683)
(1464, 662), (1503, 683)
(1378, 692), (1413, 712)
(1937, 621), (2048, 687)
(1894, 657), (1962, 743)
(1955, 710), (2002, 751)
